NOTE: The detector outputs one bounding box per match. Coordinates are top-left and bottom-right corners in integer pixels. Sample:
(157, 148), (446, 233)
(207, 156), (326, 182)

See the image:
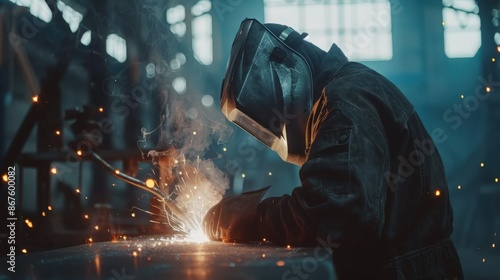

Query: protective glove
(203, 186), (270, 242)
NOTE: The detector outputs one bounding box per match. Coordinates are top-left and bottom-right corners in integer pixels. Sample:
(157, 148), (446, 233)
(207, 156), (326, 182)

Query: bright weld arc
(89, 151), (200, 237)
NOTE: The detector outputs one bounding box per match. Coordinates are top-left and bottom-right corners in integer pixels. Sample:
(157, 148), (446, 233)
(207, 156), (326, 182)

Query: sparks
(495, 178), (499, 183)
(241, 173), (246, 178)
(497, 46), (500, 53)
(486, 87), (491, 93)
(2, 174), (7, 182)
(131, 213), (136, 218)
(94, 225), (99, 230)
(115, 170), (120, 175)
(77, 150), (83, 156)
(493, 244), (496, 248)
(132, 251), (138, 257)
(42, 212), (46, 217)
(268, 172), (272, 176)
(276, 260), (285, 266)
(76, 188), (81, 193)
(21, 249), (27, 254)
(482, 258), (486, 263)
(55, 130), (61, 135)
(25, 219), (33, 228)
(50, 167), (57, 174)
(460, 94), (464, 99)
(32, 95), (39, 103)
(88, 237), (93, 243)
(84, 214), (89, 219)
(435, 190), (441, 197)
(145, 178), (155, 188)
(493, 58), (496, 62)
(222, 147), (227, 152)
(99, 107), (104, 112)
(186, 229), (210, 242)
(192, 131), (197, 135)
(457, 185), (461, 190)
(286, 245), (291, 249)
(480, 162), (485, 167)
(48, 205), (52, 211)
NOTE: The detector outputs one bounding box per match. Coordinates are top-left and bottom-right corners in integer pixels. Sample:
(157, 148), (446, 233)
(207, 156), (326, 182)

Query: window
(166, 1), (213, 65)
(264, 0), (393, 61)
(167, 4), (186, 37)
(9, 0), (52, 22)
(192, 13), (213, 65)
(57, 0), (83, 33)
(442, 0), (481, 58)
(106, 34), (127, 63)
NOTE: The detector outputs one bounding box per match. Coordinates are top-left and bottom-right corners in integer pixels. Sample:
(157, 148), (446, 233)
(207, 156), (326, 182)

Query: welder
(203, 18), (463, 279)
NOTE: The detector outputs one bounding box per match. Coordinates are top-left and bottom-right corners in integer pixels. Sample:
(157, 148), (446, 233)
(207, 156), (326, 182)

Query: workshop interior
(1, 0), (499, 279)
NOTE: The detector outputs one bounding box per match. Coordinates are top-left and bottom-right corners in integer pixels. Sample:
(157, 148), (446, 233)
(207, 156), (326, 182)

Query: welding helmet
(220, 18), (313, 166)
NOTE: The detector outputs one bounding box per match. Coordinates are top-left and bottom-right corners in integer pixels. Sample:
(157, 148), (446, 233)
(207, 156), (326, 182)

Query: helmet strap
(278, 27), (308, 50)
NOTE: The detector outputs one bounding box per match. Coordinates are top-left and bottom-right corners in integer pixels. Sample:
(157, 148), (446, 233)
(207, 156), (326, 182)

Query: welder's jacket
(257, 45), (464, 279)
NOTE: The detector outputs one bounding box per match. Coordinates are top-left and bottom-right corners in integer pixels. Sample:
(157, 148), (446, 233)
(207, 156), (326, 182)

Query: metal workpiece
(14, 236), (337, 280)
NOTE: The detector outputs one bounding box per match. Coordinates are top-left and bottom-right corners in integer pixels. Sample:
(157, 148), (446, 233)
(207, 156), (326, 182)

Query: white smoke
(144, 86), (231, 236)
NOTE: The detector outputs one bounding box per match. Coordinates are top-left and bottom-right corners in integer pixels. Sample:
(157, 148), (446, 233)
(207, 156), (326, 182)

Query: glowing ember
(50, 168), (57, 174)
(486, 87), (491, 93)
(77, 150), (83, 156)
(48, 205), (52, 211)
(99, 107), (104, 112)
(21, 249), (27, 254)
(435, 190), (441, 197)
(2, 174), (7, 182)
(146, 179), (155, 188)
(25, 219), (33, 228)
(276, 260), (285, 266)
(32, 95), (39, 102)
(55, 130), (61, 135)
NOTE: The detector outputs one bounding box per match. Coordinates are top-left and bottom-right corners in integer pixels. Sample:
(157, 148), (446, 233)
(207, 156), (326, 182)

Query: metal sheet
(12, 236), (337, 279)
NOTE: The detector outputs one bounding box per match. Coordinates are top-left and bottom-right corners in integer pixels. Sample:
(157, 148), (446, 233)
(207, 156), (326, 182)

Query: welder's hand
(203, 186), (270, 243)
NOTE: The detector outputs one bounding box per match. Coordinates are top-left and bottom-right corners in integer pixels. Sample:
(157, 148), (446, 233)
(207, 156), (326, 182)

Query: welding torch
(88, 151), (198, 232)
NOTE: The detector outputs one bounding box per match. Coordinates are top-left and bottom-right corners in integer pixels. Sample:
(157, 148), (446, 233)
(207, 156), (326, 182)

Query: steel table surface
(8, 236), (337, 280)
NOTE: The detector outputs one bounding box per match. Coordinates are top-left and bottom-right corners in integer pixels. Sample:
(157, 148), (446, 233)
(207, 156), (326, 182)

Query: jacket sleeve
(257, 104), (390, 248)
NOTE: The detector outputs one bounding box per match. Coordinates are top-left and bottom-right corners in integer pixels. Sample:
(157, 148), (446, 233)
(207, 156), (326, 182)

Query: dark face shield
(220, 19), (313, 166)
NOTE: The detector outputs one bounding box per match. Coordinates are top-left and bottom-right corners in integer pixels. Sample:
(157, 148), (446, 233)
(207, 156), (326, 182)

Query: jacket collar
(312, 44), (349, 101)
